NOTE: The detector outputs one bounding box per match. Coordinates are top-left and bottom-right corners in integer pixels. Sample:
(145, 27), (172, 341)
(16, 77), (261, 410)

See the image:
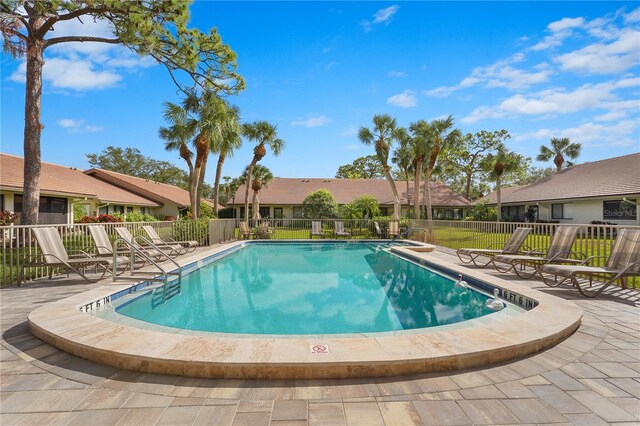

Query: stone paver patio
(1, 247), (639, 425)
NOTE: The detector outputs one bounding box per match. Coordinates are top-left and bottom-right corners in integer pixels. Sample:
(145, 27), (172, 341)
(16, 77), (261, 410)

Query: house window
(141, 207), (148, 215)
(14, 195), (67, 214)
(379, 207), (389, 216)
(501, 205), (524, 221)
(239, 206), (252, 219)
(293, 206), (303, 218)
(551, 203), (564, 219)
(273, 207), (283, 219)
(603, 200), (637, 220)
(259, 206), (270, 219)
(0, 194), (4, 211)
(112, 205), (124, 214)
(127, 207), (134, 214)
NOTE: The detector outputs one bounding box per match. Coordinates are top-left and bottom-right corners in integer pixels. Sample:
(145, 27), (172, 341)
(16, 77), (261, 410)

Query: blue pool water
(113, 243), (498, 335)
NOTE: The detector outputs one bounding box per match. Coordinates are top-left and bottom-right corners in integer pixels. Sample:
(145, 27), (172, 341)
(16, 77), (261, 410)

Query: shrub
(302, 189), (337, 218)
(163, 215), (176, 221)
(217, 207), (235, 218)
(464, 202), (497, 221)
(173, 219), (208, 244)
(125, 211), (158, 222)
(78, 214), (122, 223)
(0, 210), (17, 226)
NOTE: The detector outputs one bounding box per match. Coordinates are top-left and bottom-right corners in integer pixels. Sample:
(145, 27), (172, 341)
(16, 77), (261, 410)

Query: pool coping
(28, 240), (583, 379)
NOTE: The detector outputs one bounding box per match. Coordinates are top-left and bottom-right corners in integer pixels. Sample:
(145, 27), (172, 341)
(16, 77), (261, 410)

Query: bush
(78, 214), (122, 223)
(302, 189), (337, 218)
(125, 211), (158, 222)
(173, 219), (208, 244)
(590, 220), (618, 225)
(464, 202), (497, 221)
(217, 207), (235, 218)
(0, 210), (17, 226)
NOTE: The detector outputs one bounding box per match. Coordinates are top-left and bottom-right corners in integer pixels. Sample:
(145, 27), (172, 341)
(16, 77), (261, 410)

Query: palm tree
(160, 104), (195, 211)
(358, 115), (404, 206)
(160, 91), (235, 219)
(242, 121), (285, 223)
(211, 105), (242, 215)
(407, 120), (431, 220)
(484, 144), (525, 221)
(239, 165), (273, 219)
(392, 132), (413, 216)
(422, 116), (461, 231)
(536, 137), (581, 172)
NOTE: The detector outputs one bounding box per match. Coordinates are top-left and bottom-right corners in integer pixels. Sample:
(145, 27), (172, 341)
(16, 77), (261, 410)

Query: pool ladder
(112, 235), (182, 304)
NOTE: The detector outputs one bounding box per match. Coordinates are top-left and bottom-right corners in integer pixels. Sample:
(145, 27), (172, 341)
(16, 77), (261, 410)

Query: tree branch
(45, 35), (120, 48)
(38, 6), (109, 36)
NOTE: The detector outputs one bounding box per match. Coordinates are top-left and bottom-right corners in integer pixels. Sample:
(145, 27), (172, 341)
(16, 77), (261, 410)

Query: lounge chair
(490, 226), (582, 279)
(239, 222), (252, 239)
(537, 229), (640, 298)
(18, 227), (122, 285)
(114, 227), (174, 259)
(388, 221), (400, 239)
(334, 221), (350, 238)
(311, 221), (324, 239)
(456, 227), (532, 268)
(143, 225), (197, 254)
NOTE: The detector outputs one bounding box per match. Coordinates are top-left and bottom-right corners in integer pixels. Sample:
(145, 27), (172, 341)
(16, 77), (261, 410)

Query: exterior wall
(156, 201), (183, 219)
(509, 195), (640, 225)
(2, 189), (72, 224)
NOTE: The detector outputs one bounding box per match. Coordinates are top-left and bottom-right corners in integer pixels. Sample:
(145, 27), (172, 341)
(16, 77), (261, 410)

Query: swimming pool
(30, 240), (582, 379)
(107, 242), (506, 335)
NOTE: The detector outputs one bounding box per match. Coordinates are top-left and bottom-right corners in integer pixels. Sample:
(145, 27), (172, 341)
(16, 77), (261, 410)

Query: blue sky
(2, 1), (639, 183)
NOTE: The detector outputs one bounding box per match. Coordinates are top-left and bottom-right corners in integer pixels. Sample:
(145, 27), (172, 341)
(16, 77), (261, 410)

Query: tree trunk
(554, 153), (564, 171)
(22, 39), (46, 225)
(196, 154), (208, 218)
(252, 191), (260, 220)
(190, 167), (201, 219)
(212, 151), (226, 216)
(383, 167), (399, 205)
(413, 161), (422, 220)
(496, 174), (502, 222)
(464, 169), (473, 200)
(405, 177), (410, 219)
(425, 168), (434, 234)
(244, 160), (257, 223)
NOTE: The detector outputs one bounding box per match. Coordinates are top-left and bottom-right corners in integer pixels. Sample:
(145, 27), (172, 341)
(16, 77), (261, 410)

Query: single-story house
(0, 153), (212, 224)
(1, 153), (160, 224)
(84, 168), (214, 218)
(229, 178), (470, 219)
(476, 153), (640, 225)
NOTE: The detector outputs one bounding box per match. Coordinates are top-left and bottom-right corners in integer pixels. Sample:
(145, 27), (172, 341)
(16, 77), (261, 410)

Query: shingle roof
(480, 153), (640, 205)
(0, 153), (160, 206)
(85, 168), (214, 208)
(474, 186), (526, 205)
(230, 178), (470, 207)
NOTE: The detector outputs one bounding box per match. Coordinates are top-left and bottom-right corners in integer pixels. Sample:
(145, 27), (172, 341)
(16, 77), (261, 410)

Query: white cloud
(624, 8), (640, 23)
(340, 125), (358, 137)
(531, 17), (585, 51)
(10, 58), (121, 90)
(516, 120), (639, 147)
(547, 17), (585, 32)
(343, 144), (360, 150)
(58, 119), (82, 129)
(387, 90), (417, 108)
(425, 53), (550, 97)
(57, 118), (103, 133)
(554, 30), (640, 74)
(388, 70), (406, 78)
(373, 5), (400, 24)
(9, 16), (155, 92)
(461, 77), (639, 123)
(291, 114), (331, 128)
(361, 5), (399, 31)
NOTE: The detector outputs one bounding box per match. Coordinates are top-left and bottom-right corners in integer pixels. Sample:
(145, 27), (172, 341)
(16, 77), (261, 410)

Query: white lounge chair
(143, 225), (197, 254)
(311, 221), (324, 239)
(334, 221), (350, 238)
(19, 227), (124, 285)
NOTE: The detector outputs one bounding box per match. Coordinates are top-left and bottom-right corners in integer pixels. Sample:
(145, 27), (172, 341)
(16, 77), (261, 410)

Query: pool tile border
(28, 241), (583, 379)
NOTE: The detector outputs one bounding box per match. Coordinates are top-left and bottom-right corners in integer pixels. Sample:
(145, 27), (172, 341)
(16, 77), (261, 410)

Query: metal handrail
(111, 237), (173, 284)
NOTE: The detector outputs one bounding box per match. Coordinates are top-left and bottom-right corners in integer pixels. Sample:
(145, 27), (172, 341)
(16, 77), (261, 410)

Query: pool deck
(2, 245), (639, 425)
